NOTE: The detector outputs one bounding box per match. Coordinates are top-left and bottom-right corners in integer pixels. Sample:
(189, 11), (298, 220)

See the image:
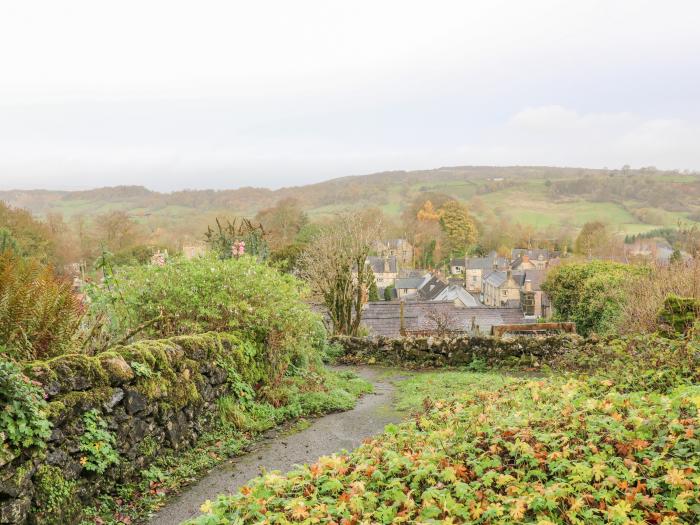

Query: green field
(2, 166), (699, 238)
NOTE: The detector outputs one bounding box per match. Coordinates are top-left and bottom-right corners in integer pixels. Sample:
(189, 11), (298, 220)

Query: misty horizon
(2, 1), (700, 192)
(1, 162), (697, 194)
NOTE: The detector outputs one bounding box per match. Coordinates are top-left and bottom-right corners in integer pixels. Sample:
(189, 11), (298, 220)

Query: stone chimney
(524, 279), (532, 292)
(522, 254), (530, 264)
(383, 257), (390, 273)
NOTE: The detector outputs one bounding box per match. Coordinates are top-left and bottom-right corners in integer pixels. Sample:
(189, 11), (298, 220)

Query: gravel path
(148, 366), (404, 525)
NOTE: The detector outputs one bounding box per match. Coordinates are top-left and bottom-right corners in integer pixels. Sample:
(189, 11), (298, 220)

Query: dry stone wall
(333, 334), (584, 368)
(1, 332), (258, 525)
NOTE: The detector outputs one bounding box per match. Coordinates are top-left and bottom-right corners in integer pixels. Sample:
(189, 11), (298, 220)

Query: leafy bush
(543, 261), (647, 336)
(0, 359), (52, 458)
(86, 255), (326, 380)
(0, 202), (55, 263)
(0, 251), (82, 360)
(191, 378), (700, 524)
(657, 294), (700, 338)
(78, 410), (119, 474)
(548, 334), (700, 393)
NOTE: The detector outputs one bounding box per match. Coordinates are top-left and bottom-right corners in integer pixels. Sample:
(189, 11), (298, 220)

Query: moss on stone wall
(3, 331), (264, 525)
(333, 334), (583, 369)
(31, 465), (80, 525)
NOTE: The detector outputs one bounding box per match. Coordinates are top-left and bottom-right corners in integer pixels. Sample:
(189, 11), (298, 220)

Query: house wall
(483, 278), (520, 307)
(376, 242), (413, 266)
(465, 269), (482, 292)
(396, 286), (417, 299)
(372, 271), (397, 289)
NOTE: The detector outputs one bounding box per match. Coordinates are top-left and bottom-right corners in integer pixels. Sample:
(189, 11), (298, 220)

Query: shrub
(543, 260), (647, 336)
(0, 202), (55, 263)
(0, 359), (52, 459)
(86, 255), (326, 380)
(548, 334), (700, 393)
(658, 294), (700, 338)
(383, 284), (394, 301)
(618, 260), (700, 335)
(0, 251), (82, 360)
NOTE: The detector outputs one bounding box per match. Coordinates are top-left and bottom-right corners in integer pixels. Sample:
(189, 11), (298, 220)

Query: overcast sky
(1, 0), (699, 191)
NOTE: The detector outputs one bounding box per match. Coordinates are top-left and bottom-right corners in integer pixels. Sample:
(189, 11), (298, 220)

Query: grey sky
(1, 0), (699, 191)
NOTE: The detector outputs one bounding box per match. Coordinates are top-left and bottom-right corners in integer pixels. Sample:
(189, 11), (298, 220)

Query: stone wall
(333, 334), (585, 368)
(1, 332), (260, 524)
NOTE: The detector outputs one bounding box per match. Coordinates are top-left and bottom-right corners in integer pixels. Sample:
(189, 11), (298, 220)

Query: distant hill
(2, 166), (699, 239)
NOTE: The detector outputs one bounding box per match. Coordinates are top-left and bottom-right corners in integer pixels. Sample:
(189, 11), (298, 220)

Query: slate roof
(366, 255), (398, 274)
(451, 252), (509, 270)
(484, 271), (524, 288)
(432, 285), (480, 307)
(511, 248), (558, 261)
(417, 275), (448, 300)
(519, 269), (547, 291)
(400, 269), (430, 278)
(361, 301), (530, 337)
(395, 276), (429, 290)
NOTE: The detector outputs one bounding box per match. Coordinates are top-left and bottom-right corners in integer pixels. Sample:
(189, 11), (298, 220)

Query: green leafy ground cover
(79, 369), (372, 524)
(190, 377), (700, 525)
(189, 337), (700, 525)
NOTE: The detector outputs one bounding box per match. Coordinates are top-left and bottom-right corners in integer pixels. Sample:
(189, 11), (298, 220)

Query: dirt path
(148, 366), (405, 525)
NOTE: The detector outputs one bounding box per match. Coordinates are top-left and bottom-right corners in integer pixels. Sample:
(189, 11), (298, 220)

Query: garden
(0, 252), (371, 524)
(190, 334), (700, 524)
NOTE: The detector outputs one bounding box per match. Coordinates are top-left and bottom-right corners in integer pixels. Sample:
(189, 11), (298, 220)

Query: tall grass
(618, 259), (700, 335)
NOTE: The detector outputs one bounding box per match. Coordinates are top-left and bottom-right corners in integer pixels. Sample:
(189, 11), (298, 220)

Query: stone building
(450, 252), (509, 292)
(366, 255), (399, 290)
(373, 239), (414, 266)
(482, 269), (523, 307)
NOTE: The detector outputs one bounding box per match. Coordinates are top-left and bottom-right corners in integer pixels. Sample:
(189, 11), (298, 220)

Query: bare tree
(299, 211), (381, 335)
(619, 258), (700, 334)
(421, 305), (461, 337)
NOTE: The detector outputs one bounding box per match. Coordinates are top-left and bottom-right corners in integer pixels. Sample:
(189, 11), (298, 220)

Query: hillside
(2, 166), (699, 240)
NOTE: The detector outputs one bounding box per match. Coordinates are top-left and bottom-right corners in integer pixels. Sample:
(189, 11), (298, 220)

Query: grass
(476, 189), (639, 228)
(78, 367), (372, 525)
(393, 370), (517, 413)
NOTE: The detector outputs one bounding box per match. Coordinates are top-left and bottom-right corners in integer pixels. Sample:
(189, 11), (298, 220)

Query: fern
(0, 251), (82, 360)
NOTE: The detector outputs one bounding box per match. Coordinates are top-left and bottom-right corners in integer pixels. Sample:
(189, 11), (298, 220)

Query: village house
(394, 273), (431, 299)
(482, 269), (523, 307)
(624, 238), (689, 265)
(427, 284), (479, 308)
(411, 274), (478, 307)
(510, 248), (558, 270)
(450, 252), (509, 292)
(366, 255), (399, 290)
(517, 269), (551, 319)
(373, 239), (414, 266)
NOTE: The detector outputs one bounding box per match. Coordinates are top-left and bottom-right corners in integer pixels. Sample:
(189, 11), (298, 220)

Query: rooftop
(366, 255), (398, 274)
(361, 301), (530, 337)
